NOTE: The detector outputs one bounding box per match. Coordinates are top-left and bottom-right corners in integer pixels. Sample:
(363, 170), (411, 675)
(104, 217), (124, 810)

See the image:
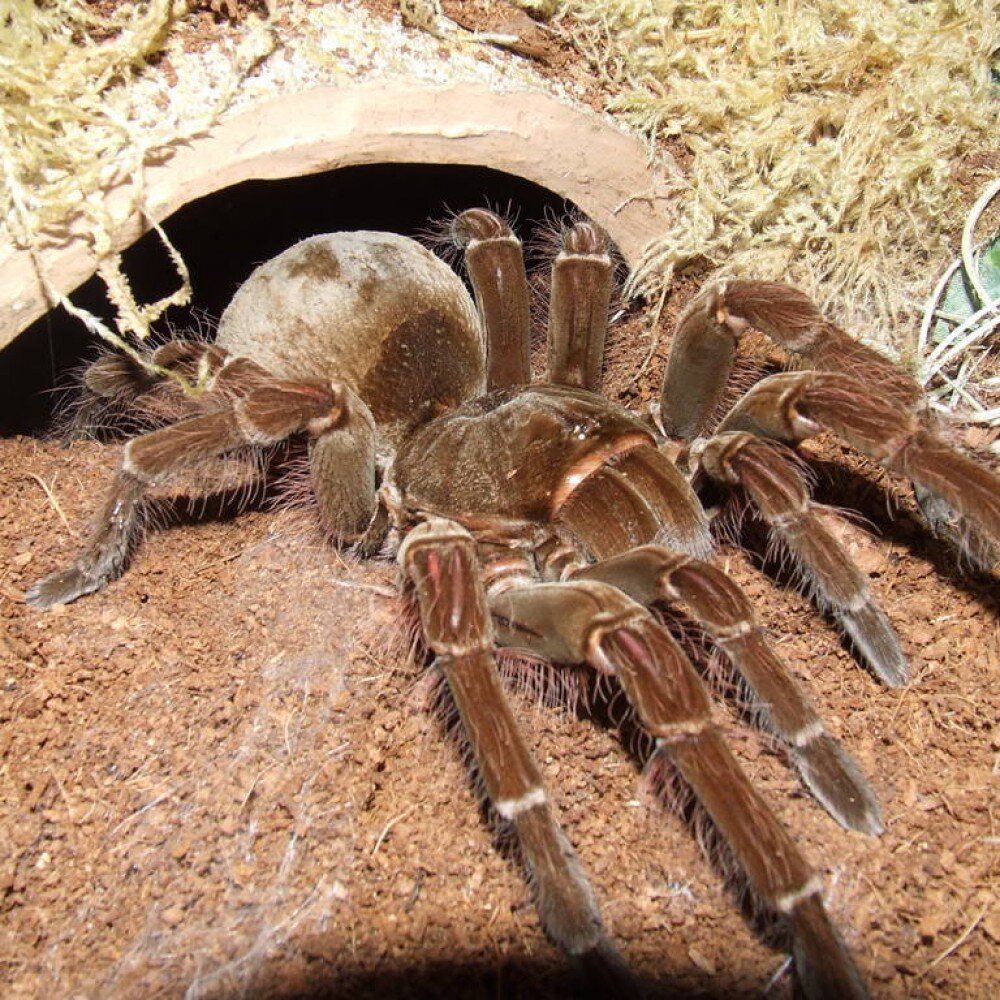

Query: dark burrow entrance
(0, 163), (573, 435)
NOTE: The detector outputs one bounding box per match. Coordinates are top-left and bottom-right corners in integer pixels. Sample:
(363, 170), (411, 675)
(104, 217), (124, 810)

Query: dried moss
(1, 0), (274, 382)
(1, 0), (175, 240)
(1, 0), (190, 366)
(4, 0), (997, 390)
(537, 0), (998, 356)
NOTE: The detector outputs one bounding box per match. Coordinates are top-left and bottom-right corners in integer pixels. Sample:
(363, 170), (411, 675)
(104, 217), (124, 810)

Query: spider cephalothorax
(28, 207), (1000, 999)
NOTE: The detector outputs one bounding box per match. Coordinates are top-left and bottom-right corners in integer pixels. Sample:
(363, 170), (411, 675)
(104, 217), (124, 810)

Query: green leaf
(932, 236), (1000, 343)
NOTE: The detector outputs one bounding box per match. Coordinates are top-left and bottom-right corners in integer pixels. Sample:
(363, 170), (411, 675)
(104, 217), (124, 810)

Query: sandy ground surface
(2, 285), (999, 1000)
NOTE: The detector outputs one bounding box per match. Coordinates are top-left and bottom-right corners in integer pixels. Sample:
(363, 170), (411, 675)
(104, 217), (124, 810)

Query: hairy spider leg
(658, 284), (744, 441)
(72, 341), (241, 434)
(452, 209), (532, 390)
(553, 437), (882, 830)
(555, 443), (713, 561)
(661, 280), (1000, 569)
(306, 395), (377, 544)
(717, 370), (1000, 569)
(544, 220), (614, 391)
(488, 578), (870, 1000)
(659, 280), (923, 441)
(695, 431), (908, 686)
(570, 546), (882, 834)
(81, 346), (176, 408)
(398, 520), (636, 994)
(29, 343), (272, 607)
(26, 354), (370, 607)
(453, 209), (616, 393)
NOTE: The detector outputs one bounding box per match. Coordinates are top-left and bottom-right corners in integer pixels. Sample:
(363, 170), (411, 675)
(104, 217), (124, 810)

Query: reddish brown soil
(4, 5), (998, 999)
(2, 293), (999, 1000)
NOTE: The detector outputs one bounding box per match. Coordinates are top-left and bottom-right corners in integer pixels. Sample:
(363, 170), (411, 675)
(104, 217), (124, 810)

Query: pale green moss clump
(2, 0), (185, 349)
(541, 0), (998, 354)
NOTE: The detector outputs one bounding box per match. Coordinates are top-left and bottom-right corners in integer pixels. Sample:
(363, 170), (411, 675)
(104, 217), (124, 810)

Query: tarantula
(27, 208), (1000, 998)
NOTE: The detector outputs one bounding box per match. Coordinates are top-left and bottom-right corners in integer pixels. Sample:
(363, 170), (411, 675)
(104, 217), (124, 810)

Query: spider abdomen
(216, 231), (484, 445)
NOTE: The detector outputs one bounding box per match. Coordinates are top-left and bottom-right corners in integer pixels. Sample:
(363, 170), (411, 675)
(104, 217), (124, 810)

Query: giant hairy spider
(27, 208), (1000, 998)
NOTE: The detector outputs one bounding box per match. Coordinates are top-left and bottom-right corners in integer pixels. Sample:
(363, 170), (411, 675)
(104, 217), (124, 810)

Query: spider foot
(696, 432), (910, 686)
(791, 733), (883, 836)
(26, 561), (107, 609)
(915, 486), (1000, 574)
(83, 353), (159, 399)
(834, 601), (909, 689)
(452, 208), (532, 389)
(789, 893), (870, 1000)
(26, 521), (137, 608)
(26, 472), (143, 609)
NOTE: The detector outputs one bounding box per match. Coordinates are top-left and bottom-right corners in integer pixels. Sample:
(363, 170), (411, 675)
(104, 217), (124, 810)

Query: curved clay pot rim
(0, 82), (678, 352)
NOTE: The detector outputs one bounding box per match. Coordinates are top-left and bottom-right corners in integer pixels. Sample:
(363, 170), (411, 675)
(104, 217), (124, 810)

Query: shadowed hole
(1, 163), (585, 437)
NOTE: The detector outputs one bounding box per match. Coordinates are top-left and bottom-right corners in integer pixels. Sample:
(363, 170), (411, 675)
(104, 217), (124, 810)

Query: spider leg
(544, 221), (614, 391)
(714, 281), (925, 411)
(659, 280), (922, 440)
(695, 431), (908, 686)
(306, 388), (377, 544)
(398, 520), (633, 991)
(557, 443), (713, 559)
(26, 369), (353, 608)
(489, 579), (869, 1000)
(658, 284), (743, 440)
(659, 280), (1000, 567)
(81, 352), (161, 404)
(66, 340), (227, 438)
(570, 546), (882, 833)
(452, 209), (532, 389)
(716, 370), (1000, 567)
